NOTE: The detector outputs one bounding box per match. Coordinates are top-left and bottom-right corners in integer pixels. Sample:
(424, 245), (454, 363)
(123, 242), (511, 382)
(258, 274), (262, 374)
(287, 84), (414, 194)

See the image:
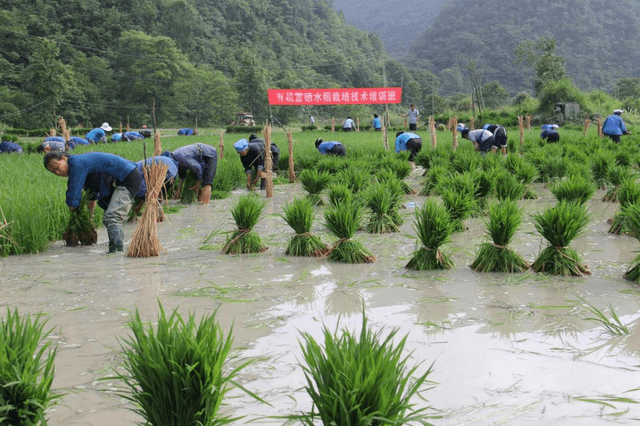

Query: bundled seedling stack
(180, 170), (199, 204)
(531, 200), (591, 276)
(324, 202), (375, 263)
(494, 170), (526, 201)
(602, 164), (635, 202)
(299, 168), (332, 206)
(550, 174), (596, 206)
(609, 179), (640, 235)
(440, 187), (475, 232)
(281, 196), (330, 257)
(222, 194), (267, 254)
(622, 203), (640, 283)
(406, 199), (454, 270)
(363, 180), (404, 233)
(470, 200), (529, 272)
(327, 182), (355, 207)
(63, 190), (97, 246)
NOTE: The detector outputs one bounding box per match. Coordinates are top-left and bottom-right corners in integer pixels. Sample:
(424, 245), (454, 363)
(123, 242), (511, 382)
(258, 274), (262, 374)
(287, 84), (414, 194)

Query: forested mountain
(407, 0), (640, 96)
(0, 0), (408, 128)
(331, 0), (445, 59)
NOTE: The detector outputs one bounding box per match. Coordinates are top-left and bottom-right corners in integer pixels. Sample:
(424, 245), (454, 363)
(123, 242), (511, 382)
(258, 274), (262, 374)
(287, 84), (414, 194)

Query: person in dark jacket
(177, 128), (197, 136)
(37, 140), (75, 153)
(44, 151), (142, 253)
(162, 143), (216, 204)
(602, 109), (632, 143)
(482, 123), (508, 155)
(540, 128), (560, 143)
(234, 137), (279, 190)
(315, 138), (346, 157)
(0, 141), (23, 154)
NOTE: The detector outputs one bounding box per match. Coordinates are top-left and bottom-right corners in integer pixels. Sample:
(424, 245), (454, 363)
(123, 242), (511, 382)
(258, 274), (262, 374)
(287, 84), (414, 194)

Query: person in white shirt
(342, 116), (356, 132)
(399, 104), (420, 130)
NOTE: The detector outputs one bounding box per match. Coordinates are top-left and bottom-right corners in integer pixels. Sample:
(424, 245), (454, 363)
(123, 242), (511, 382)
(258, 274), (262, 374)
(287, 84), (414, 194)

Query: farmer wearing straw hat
(602, 109), (632, 143)
(315, 138), (346, 157)
(86, 122), (112, 144)
(43, 151), (142, 253)
(161, 143), (216, 204)
(234, 137), (278, 190)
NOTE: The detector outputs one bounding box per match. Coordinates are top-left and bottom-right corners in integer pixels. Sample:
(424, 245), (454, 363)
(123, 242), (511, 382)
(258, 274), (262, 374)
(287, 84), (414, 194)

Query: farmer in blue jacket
(395, 131), (422, 167)
(0, 141), (23, 154)
(86, 123), (112, 144)
(315, 138), (346, 157)
(602, 109), (631, 143)
(162, 143), (216, 204)
(177, 128), (197, 136)
(44, 151), (142, 253)
(541, 128), (560, 143)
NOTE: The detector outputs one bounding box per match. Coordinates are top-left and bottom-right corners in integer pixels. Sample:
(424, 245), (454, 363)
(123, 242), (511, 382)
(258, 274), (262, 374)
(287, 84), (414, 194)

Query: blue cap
(457, 123), (467, 132)
(234, 139), (249, 152)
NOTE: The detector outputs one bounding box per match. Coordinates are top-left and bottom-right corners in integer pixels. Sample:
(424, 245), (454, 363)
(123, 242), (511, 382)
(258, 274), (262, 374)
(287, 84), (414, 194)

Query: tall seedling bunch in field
(494, 170), (525, 201)
(111, 304), (257, 426)
(406, 199), (454, 270)
(363, 180), (404, 233)
(335, 166), (370, 194)
(440, 187), (475, 232)
(296, 313), (434, 426)
(324, 202), (375, 263)
(299, 169), (332, 206)
(622, 204), (640, 283)
(531, 201), (591, 276)
(180, 170), (199, 204)
(591, 150), (615, 189)
(602, 164), (635, 202)
(550, 175), (596, 206)
(419, 164), (450, 196)
(281, 196), (330, 257)
(63, 190), (97, 246)
(222, 194), (267, 254)
(608, 179), (640, 235)
(0, 307), (60, 425)
(470, 200), (529, 272)
(327, 182), (355, 207)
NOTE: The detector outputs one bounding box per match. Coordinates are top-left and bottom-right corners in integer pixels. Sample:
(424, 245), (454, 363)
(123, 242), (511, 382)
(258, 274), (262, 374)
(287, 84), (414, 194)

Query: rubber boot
(260, 178), (266, 190)
(107, 226), (124, 253)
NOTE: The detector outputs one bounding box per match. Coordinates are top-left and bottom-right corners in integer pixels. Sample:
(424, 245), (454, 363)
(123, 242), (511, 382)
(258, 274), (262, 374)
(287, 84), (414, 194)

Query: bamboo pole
(470, 117), (475, 130)
(526, 115), (531, 130)
(119, 122), (123, 136)
(518, 116), (524, 152)
(583, 116), (591, 136)
(263, 123), (273, 198)
(429, 116), (437, 148)
(597, 116), (603, 138)
(452, 116), (458, 151)
(356, 117), (360, 132)
(331, 117), (335, 133)
(195, 117), (198, 135)
(287, 131), (296, 182)
(153, 132), (162, 157)
(403, 118), (408, 129)
(126, 117), (131, 133)
(382, 116), (389, 150)
(219, 131), (224, 159)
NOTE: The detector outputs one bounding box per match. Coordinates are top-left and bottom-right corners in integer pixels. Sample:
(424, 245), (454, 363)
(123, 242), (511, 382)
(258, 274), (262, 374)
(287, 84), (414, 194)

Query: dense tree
(515, 38), (566, 96)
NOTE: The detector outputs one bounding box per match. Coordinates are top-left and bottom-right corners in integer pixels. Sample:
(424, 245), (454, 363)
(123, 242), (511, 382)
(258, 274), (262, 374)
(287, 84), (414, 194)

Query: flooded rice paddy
(2, 169), (640, 425)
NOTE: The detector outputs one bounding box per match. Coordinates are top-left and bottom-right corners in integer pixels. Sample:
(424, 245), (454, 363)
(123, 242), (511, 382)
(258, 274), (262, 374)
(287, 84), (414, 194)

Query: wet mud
(2, 170), (640, 425)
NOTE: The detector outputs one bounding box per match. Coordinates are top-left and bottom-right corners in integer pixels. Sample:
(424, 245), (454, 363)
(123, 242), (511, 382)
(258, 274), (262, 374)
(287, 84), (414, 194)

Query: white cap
(613, 109), (623, 115)
(100, 122), (112, 132)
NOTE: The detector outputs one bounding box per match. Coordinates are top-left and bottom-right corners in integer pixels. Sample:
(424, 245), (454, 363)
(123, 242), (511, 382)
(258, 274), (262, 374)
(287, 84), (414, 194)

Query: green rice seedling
(550, 175), (596, 206)
(494, 171), (525, 201)
(591, 150), (616, 189)
(539, 156), (566, 182)
(504, 153), (524, 173)
(211, 156), (244, 198)
(470, 169), (494, 213)
(470, 200), (529, 272)
(281, 196), (330, 257)
(523, 188), (538, 199)
(296, 312), (434, 426)
(315, 155), (345, 175)
(451, 149), (481, 173)
(335, 166), (370, 194)
(441, 187), (475, 232)
(62, 190), (97, 246)
(481, 152), (502, 173)
(603, 164), (635, 202)
(513, 161), (538, 185)
(582, 302), (629, 335)
(622, 203), (640, 282)
(406, 199), (454, 270)
(327, 182), (354, 207)
(385, 157), (413, 181)
(609, 179), (640, 235)
(615, 150), (631, 167)
(299, 168), (332, 206)
(530, 200), (591, 276)
(324, 202), (375, 263)
(179, 170), (199, 204)
(111, 303), (258, 426)
(363, 181), (404, 233)
(414, 147), (435, 171)
(419, 164), (449, 196)
(222, 194), (267, 254)
(565, 161), (592, 181)
(0, 307), (59, 425)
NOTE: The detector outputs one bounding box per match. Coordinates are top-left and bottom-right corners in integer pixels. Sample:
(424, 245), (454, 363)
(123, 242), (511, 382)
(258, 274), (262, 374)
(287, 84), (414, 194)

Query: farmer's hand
(199, 185), (211, 204)
(68, 206), (76, 212)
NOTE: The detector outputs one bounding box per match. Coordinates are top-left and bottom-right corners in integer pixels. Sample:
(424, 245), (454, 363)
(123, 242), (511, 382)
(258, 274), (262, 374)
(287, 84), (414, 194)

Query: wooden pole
(287, 131), (296, 182)
(470, 117), (475, 130)
(331, 117), (335, 133)
(583, 115), (591, 136)
(356, 117), (360, 132)
(597, 116), (603, 138)
(518, 116), (524, 152)
(429, 116), (437, 148)
(526, 115), (531, 130)
(195, 117), (198, 135)
(153, 132), (162, 157)
(126, 117), (131, 133)
(452, 116), (458, 151)
(218, 131), (224, 158)
(382, 116), (389, 150)
(262, 123), (273, 198)
(119, 122), (123, 136)
(403, 118), (408, 129)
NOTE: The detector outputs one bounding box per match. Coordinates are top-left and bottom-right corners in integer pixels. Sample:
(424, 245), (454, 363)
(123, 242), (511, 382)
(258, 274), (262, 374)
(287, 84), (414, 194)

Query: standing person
(162, 143), (216, 204)
(85, 123), (112, 144)
(372, 114), (382, 131)
(315, 138), (346, 157)
(0, 141), (23, 154)
(234, 137), (278, 190)
(602, 109), (632, 143)
(395, 131), (422, 167)
(342, 116), (356, 132)
(482, 123), (508, 155)
(399, 104), (420, 130)
(541, 128), (560, 143)
(43, 151), (142, 253)
(310, 116), (315, 126)
(460, 127), (498, 154)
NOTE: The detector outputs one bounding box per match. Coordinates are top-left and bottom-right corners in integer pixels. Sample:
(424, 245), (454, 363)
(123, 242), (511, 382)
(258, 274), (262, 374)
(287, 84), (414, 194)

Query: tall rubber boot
(260, 178), (266, 190)
(107, 226), (124, 253)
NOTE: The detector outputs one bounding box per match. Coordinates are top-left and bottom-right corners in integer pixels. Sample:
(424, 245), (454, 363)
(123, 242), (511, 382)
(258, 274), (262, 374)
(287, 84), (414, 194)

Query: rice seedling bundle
(622, 203), (640, 283)
(324, 202), (375, 263)
(513, 161), (538, 185)
(419, 164), (449, 196)
(383, 158), (414, 194)
(315, 156), (345, 175)
(591, 150), (615, 189)
(550, 175), (596, 206)
(179, 170), (198, 204)
(615, 150), (631, 167)
(128, 162), (168, 258)
(452, 150), (481, 173)
(281, 196), (330, 257)
(608, 179), (640, 235)
(441, 187), (475, 232)
(63, 190), (97, 246)
(0, 307), (59, 425)
(539, 156), (566, 182)
(530, 200), (591, 276)
(363, 181), (403, 233)
(470, 200), (529, 272)
(296, 313), (434, 426)
(327, 182), (354, 207)
(494, 171), (526, 201)
(111, 304), (253, 426)
(406, 199), (454, 270)
(602, 164), (635, 202)
(222, 194), (267, 254)
(335, 166), (370, 194)
(299, 168), (332, 206)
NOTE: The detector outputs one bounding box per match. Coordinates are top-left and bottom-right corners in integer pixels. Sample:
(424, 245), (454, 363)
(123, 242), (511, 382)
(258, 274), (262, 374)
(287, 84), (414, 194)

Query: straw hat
(100, 122), (112, 132)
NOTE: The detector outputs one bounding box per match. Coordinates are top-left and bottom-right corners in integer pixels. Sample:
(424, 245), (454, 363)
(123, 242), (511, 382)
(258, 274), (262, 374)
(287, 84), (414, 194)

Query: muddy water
(2, 171), (640, 425)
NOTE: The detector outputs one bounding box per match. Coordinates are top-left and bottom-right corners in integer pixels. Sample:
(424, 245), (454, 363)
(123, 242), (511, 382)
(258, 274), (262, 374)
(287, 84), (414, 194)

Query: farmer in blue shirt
(177, 128), (197, 136)
(602, 109), (631, 143)
(234, 136), (279, 190)
(395, 131), (422, 167)
(45, 136), (65, 143)
(69, 136), (90, 145)
(315, 138), (346, 157)
(540, 124), (559, 131)
(125, 131), (144, 140)
(0, 141), (23, 154)
(134, 156), (179, 199)
(162, 143), (216, 204)
(541, 129), (560, 143)
(44, 151), (142, 253)
(373, 114), (382, 131)
(86, 123), (112, 144)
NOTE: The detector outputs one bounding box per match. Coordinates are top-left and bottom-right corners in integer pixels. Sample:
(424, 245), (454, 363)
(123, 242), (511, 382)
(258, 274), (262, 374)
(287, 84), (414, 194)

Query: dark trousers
(328, 145), (347, 157)
(409, 123), (417, 131)
(605, 134), (621, 143)
(406, 138), (422, 161)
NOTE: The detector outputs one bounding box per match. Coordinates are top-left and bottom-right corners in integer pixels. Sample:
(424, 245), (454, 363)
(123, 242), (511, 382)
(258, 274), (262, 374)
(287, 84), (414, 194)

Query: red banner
(268, 87), (402, 105)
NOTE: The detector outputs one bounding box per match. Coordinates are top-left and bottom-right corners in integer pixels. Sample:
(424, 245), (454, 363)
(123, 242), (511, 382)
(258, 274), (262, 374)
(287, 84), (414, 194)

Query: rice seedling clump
(324, 202), (375, 263)
(622, 203), (640, 283)
(530, 200), (591, 276)
(299, 168), (332, 206)
(550, 175), (596, 206)
(406, 199), (454, 270)
(62, 190), (97, 246)
(440, 187), (475, 232)
(281, 196), (330, 257)
(363, 181), (404, 233)
(179, 170), (199, 204)
(602, 164), (635, 202)
(608, 179), (640, 235)
(222, 194), (267, 254)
